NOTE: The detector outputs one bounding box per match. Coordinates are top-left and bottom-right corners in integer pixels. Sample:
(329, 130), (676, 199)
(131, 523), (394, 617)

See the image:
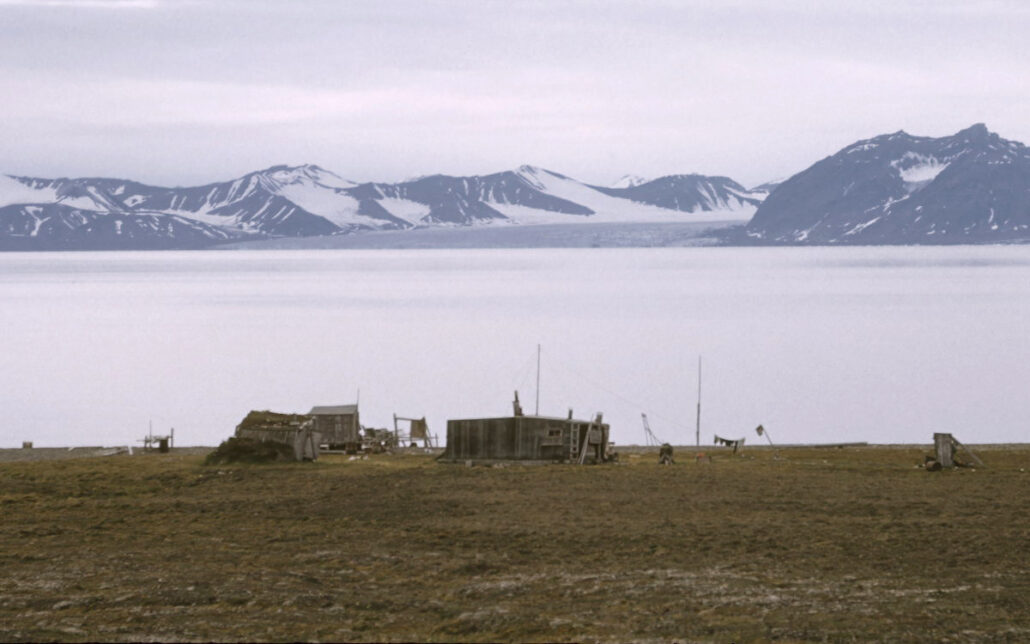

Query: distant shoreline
(216, 219), (744, 251)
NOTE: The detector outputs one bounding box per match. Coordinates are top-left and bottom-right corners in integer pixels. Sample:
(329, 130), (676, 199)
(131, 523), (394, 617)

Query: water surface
(1, 247), (1027, 447)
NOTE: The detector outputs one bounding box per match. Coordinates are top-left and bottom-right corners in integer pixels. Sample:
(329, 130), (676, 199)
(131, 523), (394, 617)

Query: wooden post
(934, 433), (955, 468)
(696, 356), (701, 448)
(956, 439), (984, 468)
(535, 344), (541, 416)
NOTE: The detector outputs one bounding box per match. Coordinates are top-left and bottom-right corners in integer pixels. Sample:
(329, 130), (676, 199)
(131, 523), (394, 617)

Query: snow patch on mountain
(56, 194), (104, 211)
(892, 152), (949, 191)
(487, 198), (755, 225)
(612, 174), (647, 189)
(0, 175), (56, 208)
(514, 166), (693, 220)
(377, 197), (432, 226)
(157, 208), (250, 231)
(259, 164), (357, 191)
(271, 184), (374, 228)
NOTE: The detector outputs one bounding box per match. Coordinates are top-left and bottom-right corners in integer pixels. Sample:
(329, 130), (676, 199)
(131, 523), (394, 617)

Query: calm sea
(1, 247), (1028, 447)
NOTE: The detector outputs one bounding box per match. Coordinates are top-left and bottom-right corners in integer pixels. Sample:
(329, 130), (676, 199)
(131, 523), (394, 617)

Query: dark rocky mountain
(747, 124), (1030, 244)
(0, 203), (244, 250)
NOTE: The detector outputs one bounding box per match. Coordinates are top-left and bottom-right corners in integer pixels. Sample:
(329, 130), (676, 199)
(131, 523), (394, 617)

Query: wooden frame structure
(393, 414), (437, 448)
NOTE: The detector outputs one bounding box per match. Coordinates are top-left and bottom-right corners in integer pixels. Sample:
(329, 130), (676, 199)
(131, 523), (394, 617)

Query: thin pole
(695, 356), (702, 447)
(535, 344), (541, 416)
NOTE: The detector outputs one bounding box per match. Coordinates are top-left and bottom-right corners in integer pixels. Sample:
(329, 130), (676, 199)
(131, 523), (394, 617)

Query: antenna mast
(696, 356), (702, 447)
(535, 344), (541, 416)
(641, 413), (662, 447)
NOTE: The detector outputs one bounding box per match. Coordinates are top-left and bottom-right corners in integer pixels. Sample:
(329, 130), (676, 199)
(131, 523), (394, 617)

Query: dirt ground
(0, 445), (1027, 642)
(0, 447), (210, 464)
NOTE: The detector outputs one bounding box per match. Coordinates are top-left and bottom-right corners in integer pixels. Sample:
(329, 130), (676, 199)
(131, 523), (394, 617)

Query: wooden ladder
(578, 413), (602, 465)
(568, 422), (579, 461)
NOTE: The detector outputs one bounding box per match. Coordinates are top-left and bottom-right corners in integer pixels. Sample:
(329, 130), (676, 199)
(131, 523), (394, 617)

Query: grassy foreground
(1, 446), (1028, 642)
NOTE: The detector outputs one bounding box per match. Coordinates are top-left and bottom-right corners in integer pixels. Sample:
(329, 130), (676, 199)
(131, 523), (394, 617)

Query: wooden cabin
(441, 412), (610, 464)
(309, 404), (360, 451)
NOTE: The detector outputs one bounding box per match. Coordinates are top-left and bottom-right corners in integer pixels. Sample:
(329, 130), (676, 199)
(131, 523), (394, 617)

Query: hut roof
(450, 414), (606, 425)
(309, 404), (358, 416)
(237, 410), (312, 431)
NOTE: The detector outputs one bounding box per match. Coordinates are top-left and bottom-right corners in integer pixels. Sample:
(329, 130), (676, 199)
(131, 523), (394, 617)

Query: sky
(1, 0), (1028, 188)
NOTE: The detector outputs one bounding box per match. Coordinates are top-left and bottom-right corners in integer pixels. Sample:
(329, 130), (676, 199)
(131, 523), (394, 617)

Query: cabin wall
(314, 413), (360, 446)
(235, 427), (321, 461)
(444, 417), (609, 462)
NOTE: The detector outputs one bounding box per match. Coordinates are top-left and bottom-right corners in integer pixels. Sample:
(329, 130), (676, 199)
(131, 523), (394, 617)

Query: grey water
(1, 246), (1028, 448)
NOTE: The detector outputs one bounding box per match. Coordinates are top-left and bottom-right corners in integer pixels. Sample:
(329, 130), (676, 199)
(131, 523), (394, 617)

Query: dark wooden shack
(309, 404), (360, 451)
(442, 413), (610, 464)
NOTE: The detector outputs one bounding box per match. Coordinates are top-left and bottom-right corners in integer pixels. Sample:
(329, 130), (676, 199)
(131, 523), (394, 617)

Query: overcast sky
(1, 0), (1028, 187)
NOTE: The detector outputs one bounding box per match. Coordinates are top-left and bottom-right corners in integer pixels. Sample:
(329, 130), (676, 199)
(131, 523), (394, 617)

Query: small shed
(441, 411), (610, 464)
(309, 404), (360, 451)
(234, 410), (321, 461)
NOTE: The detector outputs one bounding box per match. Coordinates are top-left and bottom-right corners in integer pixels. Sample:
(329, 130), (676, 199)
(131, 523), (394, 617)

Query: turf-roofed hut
(441, 396), (611, 464)
(234, 410), (320, 461)
(309, 404), (360, 452)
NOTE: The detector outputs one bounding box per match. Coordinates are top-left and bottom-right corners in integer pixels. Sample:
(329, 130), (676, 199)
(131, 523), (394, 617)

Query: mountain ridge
(9, 123), (1029, 250)
(0, 164), (762, 249)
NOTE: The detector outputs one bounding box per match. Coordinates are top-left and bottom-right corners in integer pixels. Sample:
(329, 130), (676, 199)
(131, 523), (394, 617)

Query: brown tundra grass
(1, 445), (1028, 642)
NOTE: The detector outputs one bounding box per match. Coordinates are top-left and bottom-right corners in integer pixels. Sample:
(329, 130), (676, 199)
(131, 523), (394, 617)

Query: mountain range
(4, 123), (1029, 249)
(0, 165), (763, 250)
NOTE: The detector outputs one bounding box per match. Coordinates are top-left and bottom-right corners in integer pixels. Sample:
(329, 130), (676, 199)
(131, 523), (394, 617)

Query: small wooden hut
(234, 410), (320, 461)
(309, 404), (360, 451)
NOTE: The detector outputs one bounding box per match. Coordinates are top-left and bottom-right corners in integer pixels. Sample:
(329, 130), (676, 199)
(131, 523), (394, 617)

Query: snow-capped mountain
(612, 174), (648, 189)
(0, 164), (761, 249)
(595, 174), (763, 215)
(343, 166), (764, 227)
(0, 165), (393, 249)
(747, 124), (1030, 244)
